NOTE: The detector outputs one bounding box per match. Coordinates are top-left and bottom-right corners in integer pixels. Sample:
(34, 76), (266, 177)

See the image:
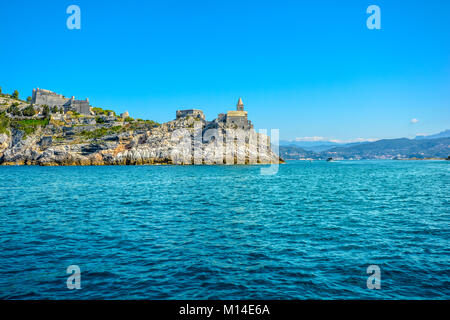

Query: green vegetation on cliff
(0, 87), (162, 146)
(79, 126), (125, 139)
(92, 107), (116, 116)
(95, 116), (105, 124)
(11, 90), (19, 99)
(10, 118), (49, 137)
(0, 112), (10, 135)
(21, 105), (36, 117)
(143, 119), (159, 126)
(7, 104), (21, 116)
(42, 105), (50, 117)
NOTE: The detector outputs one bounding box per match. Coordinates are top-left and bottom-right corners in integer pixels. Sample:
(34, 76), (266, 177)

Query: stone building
(31, 88), (92, 115)
(176, 109), (205, 120)
(176, 99), (253, 130)
(225, 98), (253, 130)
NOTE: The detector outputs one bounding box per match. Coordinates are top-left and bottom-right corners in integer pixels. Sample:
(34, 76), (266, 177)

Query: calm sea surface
(0, 160), (449, 299)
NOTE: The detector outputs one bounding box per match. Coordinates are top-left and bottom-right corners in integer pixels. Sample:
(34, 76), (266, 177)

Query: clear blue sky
(1, 0), (449, 141)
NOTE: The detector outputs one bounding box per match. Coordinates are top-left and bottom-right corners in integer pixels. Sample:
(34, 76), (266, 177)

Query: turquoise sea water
(0, 160), (449, 299)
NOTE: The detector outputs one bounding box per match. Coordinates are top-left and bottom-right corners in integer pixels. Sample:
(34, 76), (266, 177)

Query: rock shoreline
(0, 113), (283, 167)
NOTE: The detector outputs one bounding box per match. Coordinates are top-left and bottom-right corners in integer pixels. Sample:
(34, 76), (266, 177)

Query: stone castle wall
(226, 111), (253, 130)
(227, 115), (249, 129)
(70, 100), (91, 115)
(32, 89), (92, 115)
(176, 109), (205, 120)
(33, 92), (69, 108)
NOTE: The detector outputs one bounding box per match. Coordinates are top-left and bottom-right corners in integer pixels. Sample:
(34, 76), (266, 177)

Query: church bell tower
(237, 97), (244, 111)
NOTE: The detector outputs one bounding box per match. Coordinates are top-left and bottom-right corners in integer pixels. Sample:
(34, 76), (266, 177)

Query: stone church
(225, 97), (253, 130)
(176, 98), (253, 130)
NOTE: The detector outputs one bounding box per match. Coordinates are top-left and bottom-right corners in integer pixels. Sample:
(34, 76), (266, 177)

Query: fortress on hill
(30, 88), (252, 130)
(32, 88), (92, 115)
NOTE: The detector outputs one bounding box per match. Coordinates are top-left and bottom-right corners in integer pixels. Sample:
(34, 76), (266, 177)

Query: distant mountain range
(279, 130), (450, 160)
(281, 129), (450, 152)
(415, 129), (450, 140)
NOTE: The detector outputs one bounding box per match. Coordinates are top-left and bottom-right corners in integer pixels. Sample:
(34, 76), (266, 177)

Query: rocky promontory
(0, 92), (282, 166)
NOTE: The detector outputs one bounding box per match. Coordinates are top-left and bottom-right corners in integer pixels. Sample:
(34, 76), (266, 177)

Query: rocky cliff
(0, 98), (281, 166)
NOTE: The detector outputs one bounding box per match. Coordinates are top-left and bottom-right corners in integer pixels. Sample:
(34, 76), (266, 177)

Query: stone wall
(32, 89), (92, 115)
(176, 109), (205, 120)
(33, 92), (69, 108)
(70, 100), (91, 115)
(227, 116), (250, 129)
(226, 111), (252, 130)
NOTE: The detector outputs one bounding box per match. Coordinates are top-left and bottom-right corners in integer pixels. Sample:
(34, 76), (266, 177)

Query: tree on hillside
(42, 105), (50, 118)
(26, 96), (32, 103)
(12, 90), (19, 99)
(22, 105), (36, 117)
(95, 116), (105, 124)
(0, 87), (2, 94)
(7, 104), (21, 116)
